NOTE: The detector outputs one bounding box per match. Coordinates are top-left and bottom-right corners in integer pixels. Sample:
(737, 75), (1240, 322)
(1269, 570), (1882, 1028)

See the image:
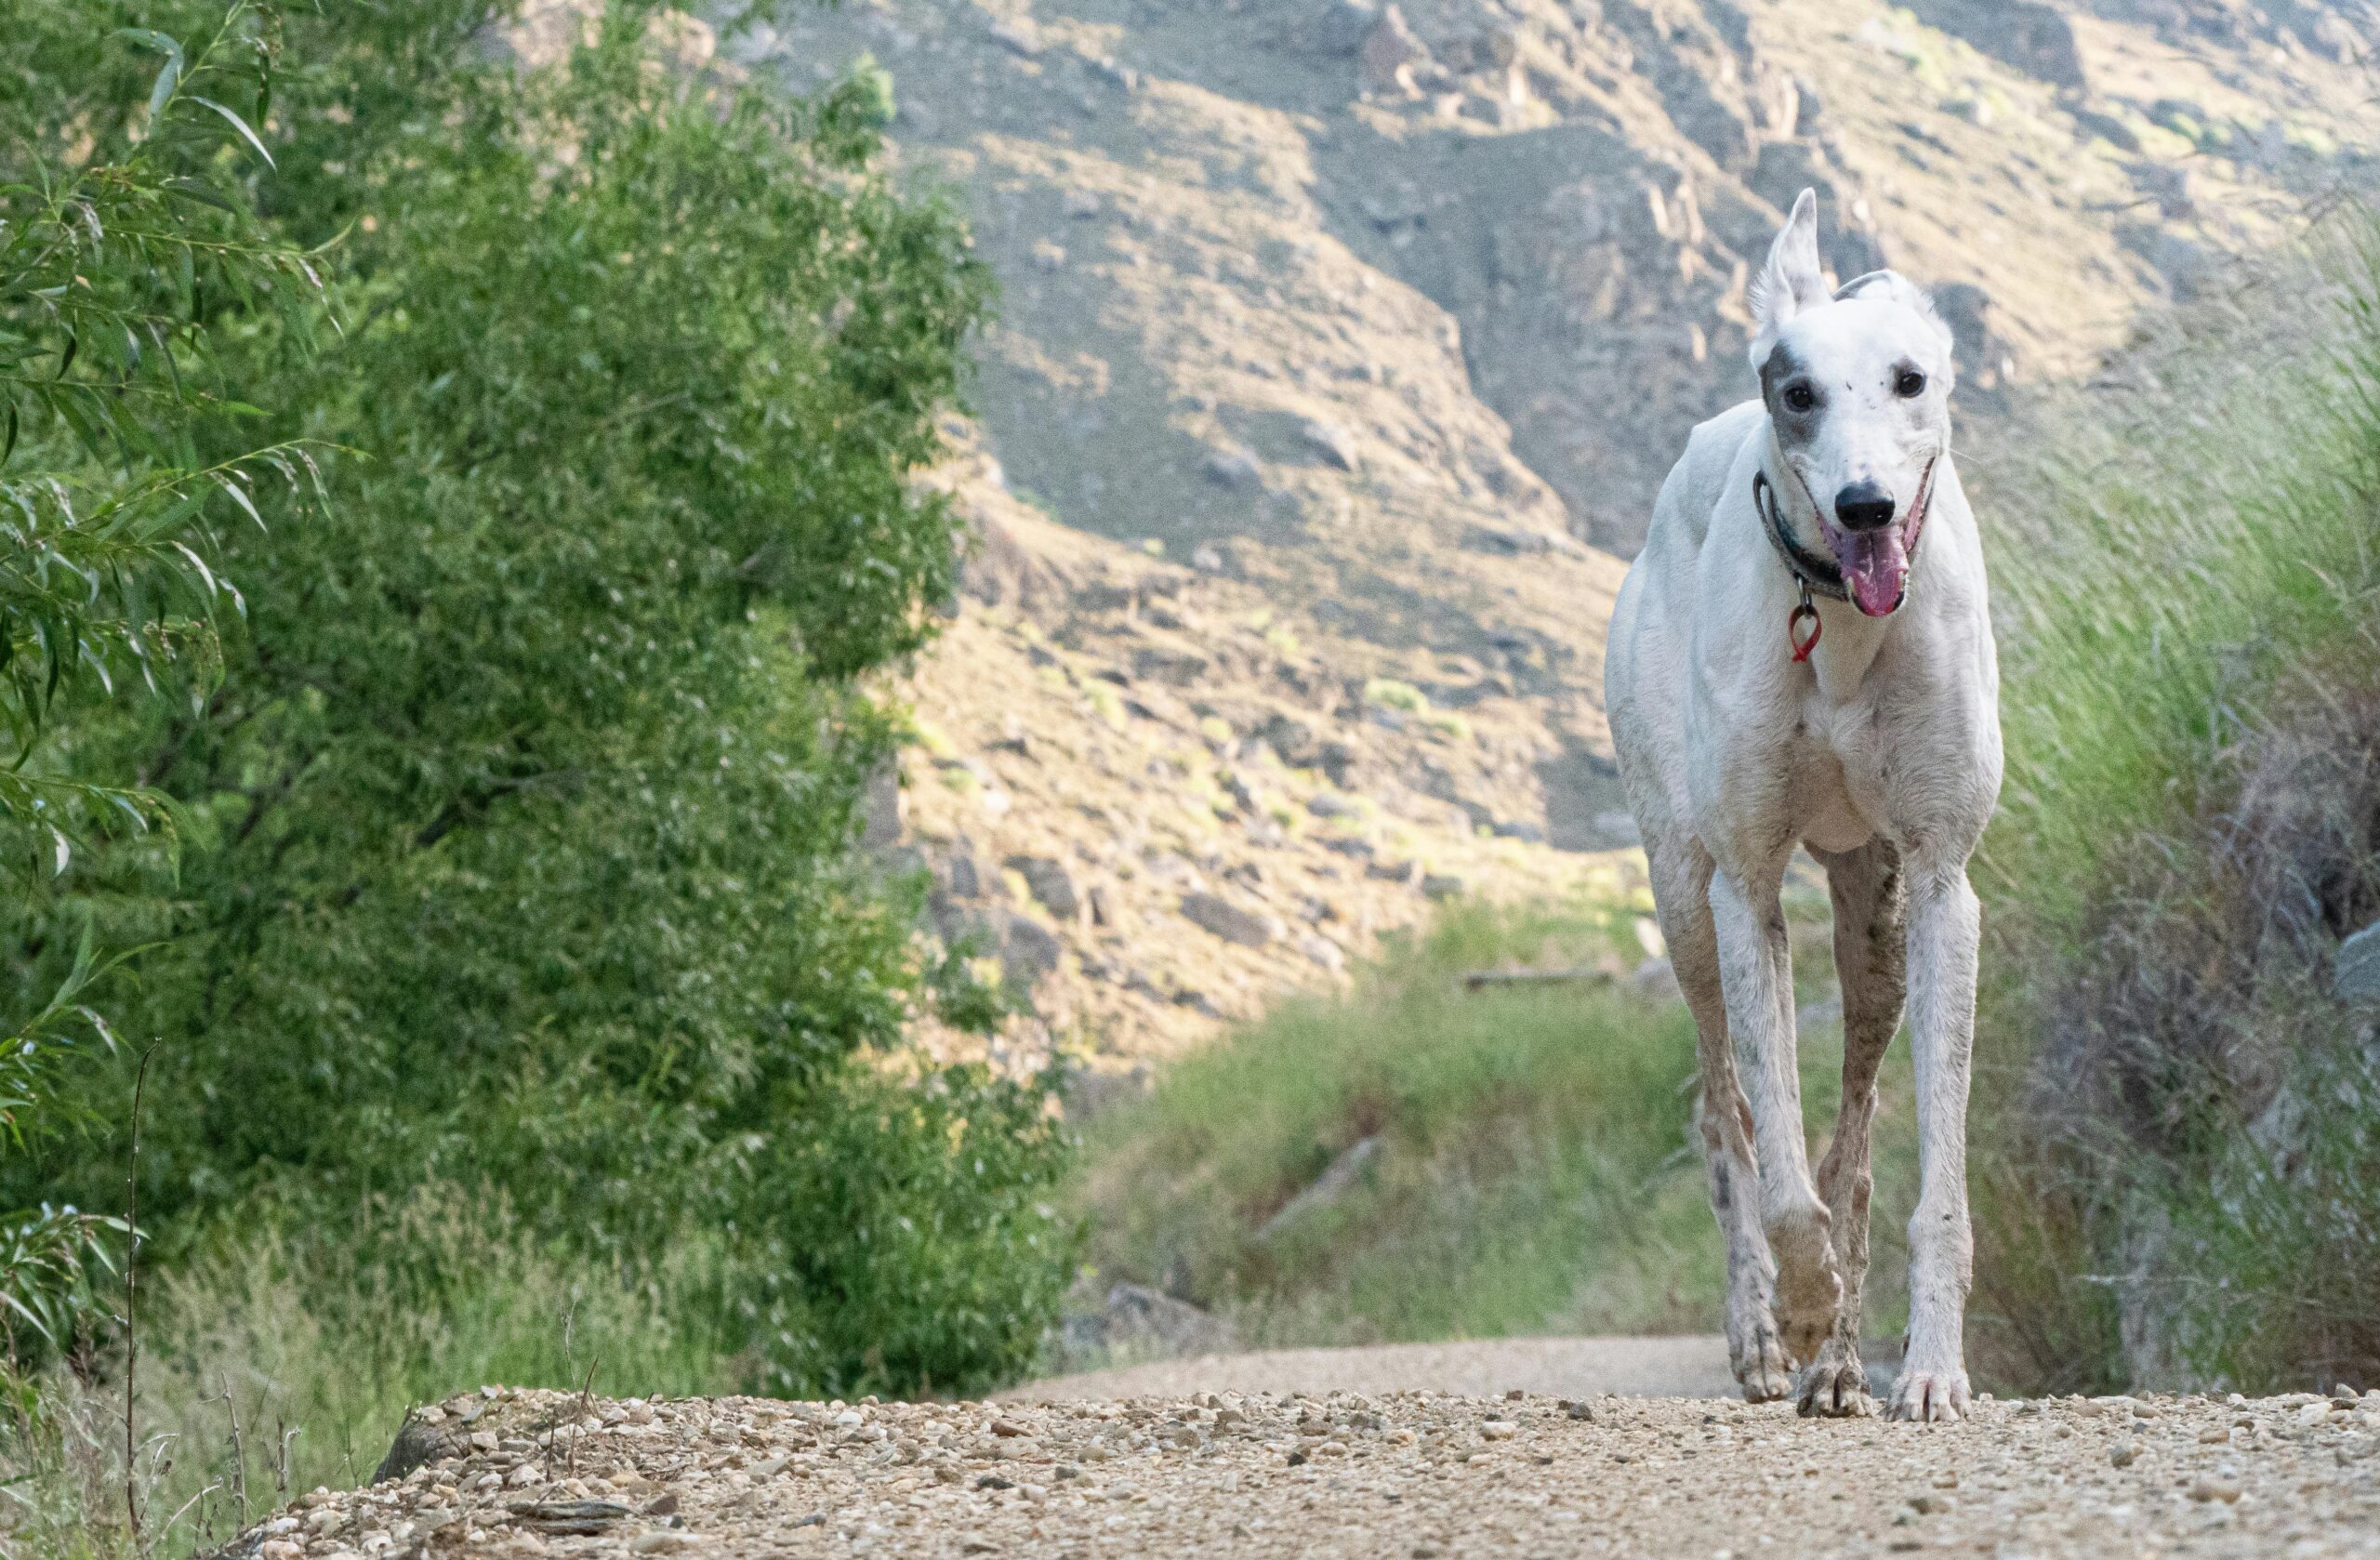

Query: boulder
(1203, 445), (1263, 490)
(1061, 1282), (1238, 1365)
(1301, 419), (1362, 471)
(1181, 892), (1277, 948)
(1311, 0), (1381, 57)
(1006, 855), (1082, 920)
(1357, 4), (1426, 95)
(1000, 913), (1064, 985)
(2336, 921), (2380, 1007)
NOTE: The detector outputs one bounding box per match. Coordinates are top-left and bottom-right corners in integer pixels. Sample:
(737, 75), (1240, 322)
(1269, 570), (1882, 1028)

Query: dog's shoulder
(1653, 400), (1765, 549)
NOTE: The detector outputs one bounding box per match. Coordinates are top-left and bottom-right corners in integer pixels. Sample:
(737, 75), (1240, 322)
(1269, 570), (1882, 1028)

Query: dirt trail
(231, 1378), (2380, 1560)
(1010, 1335), (1750, 1403)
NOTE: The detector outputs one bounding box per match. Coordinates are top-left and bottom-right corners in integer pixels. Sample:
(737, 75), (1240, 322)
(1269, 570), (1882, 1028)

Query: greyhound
(1603, 190), (2002, 1421)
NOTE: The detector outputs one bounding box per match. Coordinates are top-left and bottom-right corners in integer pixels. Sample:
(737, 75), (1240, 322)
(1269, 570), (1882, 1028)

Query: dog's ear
(1836, 269), (1958, 376)
(1749, 189), (1828, 372)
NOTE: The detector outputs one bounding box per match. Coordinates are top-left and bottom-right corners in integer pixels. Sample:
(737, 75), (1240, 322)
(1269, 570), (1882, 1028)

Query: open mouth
(1816, 461), (1936, 617)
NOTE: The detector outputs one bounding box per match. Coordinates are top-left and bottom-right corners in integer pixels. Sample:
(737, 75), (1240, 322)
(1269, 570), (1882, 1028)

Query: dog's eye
(1895, 369), (1927, 398)
(1783, 385), (1815, 413)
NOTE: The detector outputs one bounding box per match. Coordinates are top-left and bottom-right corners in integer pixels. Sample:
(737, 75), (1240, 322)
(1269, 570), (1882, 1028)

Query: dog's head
(1749, 190), (1954, 617)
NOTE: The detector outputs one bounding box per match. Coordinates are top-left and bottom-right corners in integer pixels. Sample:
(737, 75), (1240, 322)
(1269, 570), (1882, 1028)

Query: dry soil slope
(730, 0), (2375, 1071)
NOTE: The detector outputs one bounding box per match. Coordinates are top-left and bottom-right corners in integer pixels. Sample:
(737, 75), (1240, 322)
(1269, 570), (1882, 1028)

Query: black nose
(1833, 482), (1897, 532)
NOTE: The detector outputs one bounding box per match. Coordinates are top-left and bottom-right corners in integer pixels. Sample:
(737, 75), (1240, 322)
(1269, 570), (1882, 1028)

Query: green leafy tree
(12, 2), (1072, 1398)
(0, 0), (322, 1362)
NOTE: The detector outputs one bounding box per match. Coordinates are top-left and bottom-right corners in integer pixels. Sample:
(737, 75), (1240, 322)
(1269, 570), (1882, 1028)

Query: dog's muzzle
(1818, 460), (1937, 618)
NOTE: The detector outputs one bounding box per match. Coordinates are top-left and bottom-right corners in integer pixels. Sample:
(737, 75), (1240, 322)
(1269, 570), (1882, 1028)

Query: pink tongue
(1838, 526), (1908, 616)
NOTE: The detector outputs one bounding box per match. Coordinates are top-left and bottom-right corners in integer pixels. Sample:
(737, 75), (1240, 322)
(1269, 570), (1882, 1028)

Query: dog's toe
(1738, 1327), (1795, 1404)
(1886, 1366), (1970, 1423)
(1795, 1349), (1871, 1418)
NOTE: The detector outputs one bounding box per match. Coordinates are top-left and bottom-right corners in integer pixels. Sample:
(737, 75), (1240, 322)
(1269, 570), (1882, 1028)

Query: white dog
(1604, 191), (2002, 1421)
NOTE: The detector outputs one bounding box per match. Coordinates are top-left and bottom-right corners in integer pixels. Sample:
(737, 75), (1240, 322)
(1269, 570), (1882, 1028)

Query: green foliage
(0, 0), (328, 1359)
(1977, 225), (2380, 945)
(3, 0), (1074, 1418)
(1078, 896), (1913, 1349)
(1970, 211), (2380, 1393)
(5, 1186), (745, 1556)
(2150, 1045), (2380, 1392)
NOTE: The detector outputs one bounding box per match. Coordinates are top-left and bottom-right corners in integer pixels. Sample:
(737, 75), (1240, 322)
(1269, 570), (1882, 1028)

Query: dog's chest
(1778, 694), (1892, 854)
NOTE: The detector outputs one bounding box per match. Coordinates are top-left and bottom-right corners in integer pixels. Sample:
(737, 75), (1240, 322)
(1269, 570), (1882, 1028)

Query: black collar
(1753, 469), (1848, 602)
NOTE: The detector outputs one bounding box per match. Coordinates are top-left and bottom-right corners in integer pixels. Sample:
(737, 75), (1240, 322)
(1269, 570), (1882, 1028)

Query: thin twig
(123, 1040), (158, 1546)
(571, 1355), (599, 1478)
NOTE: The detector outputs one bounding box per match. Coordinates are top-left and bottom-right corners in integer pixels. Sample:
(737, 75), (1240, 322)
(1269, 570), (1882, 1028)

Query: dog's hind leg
(1655, 839), (1792, 1402)
(1797, 839), (1907, 1418)
(1709, 856), (1842, 1371)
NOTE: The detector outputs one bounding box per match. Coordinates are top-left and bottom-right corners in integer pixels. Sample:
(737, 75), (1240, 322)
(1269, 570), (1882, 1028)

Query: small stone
(2190, 1474), (2242, 1504)
(1286, 1449), (1309, 1467)
(2109, 1441), (2141, 1467)
(990, 1417), (1031, 1438)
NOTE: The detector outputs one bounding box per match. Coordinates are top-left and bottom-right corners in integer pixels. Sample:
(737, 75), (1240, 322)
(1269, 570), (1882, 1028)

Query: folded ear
(1836, 268), (1959, 383)
(1748, 189), (1828, 371)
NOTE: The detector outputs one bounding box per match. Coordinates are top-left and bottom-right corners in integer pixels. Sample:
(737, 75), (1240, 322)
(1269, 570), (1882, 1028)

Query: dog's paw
(1795, 1345), (1871, 1419)
(1766, 1212), (1843, 1366)
(1887, 1364), (1970, 1423)
(1736, 1326), (1795, 1404)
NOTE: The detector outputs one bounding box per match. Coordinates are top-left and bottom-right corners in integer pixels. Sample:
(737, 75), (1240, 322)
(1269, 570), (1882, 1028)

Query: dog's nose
(1833, 482), (1897, 532)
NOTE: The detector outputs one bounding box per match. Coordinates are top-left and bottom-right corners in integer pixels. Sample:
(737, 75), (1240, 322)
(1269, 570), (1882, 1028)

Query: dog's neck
(1754, 431), (1848, 606)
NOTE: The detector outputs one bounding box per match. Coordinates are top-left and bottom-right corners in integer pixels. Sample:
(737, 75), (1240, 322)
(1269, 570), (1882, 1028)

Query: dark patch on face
(1760, 340), (1819, 438)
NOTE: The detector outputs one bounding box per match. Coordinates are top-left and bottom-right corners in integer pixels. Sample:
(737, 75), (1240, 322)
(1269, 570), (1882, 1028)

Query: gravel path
(1010, 1336), (1747, 1404)
(222, 1379), (2380, 1560)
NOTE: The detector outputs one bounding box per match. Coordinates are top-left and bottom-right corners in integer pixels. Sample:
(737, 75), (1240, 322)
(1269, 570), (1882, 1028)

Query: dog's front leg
(1892, 860), (1979, 1422)
(1709, 866), (1840, 1368)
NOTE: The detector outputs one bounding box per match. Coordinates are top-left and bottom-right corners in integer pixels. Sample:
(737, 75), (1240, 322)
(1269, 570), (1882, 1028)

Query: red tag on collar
(1789, 602), (1822, 664)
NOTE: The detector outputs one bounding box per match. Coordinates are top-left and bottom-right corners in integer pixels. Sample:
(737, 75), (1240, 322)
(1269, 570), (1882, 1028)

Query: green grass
(1977, 221), (2380, 944)
(1964, 209), (2380, 1392)
(1, 1188), (747, 1559)
(1077, 893), (1920, 1353)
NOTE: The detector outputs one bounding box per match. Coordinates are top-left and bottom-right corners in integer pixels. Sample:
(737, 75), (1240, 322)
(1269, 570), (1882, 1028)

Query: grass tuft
(1077, 894), (1918, 1352)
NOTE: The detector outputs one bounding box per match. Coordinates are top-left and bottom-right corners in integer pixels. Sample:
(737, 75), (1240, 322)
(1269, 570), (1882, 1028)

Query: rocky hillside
(715, 0), (2376, 1078)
